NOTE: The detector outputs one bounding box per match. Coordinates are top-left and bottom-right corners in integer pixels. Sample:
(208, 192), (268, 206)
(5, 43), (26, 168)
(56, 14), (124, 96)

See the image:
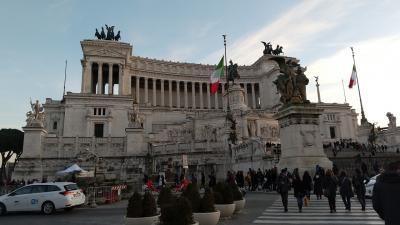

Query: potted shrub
(231, 184), (246, 212)
(126, 191), (159, 225)
(193, 188), (221, 225)
(212, 182), (235, 218)
(159, 196), (199, 225)
(157, 186), (174, 207)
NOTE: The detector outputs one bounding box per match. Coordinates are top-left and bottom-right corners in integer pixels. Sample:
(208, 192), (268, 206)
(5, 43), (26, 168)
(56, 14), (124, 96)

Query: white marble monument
(274, 104), (332, 174)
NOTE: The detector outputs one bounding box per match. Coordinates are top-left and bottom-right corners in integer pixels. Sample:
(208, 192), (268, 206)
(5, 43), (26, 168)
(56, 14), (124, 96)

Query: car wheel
(42, 201), (55, 215)
(0, 203), (6, 216)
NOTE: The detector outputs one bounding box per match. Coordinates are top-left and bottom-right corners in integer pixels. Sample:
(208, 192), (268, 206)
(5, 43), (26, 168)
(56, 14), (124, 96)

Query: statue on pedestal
(26, 99), (45, 127)
(386, 112), (396, 129)
(261, 41), (284, 55)
(272, 57), (309, 105)
(128, 98), (144, 128)
(94, 25), (121, 41)
(261, 41), (273, 55)
(227, 60), (240, 85)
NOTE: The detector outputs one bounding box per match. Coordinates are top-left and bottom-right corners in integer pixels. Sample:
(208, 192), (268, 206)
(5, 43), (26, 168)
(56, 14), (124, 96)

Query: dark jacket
(353, 174), (368, 196)
(303, 174), (313, 192)
(292, 178), (305, 198)
(323, 175), (338, 197)
(277, 173), (290, 193)
(313, 174), (323, 195)
(373, 172), (400, 225)
(339, 176), (354, 197)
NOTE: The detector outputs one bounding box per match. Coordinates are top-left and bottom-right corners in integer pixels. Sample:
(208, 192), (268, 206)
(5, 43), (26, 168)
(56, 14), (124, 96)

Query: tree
(0, 129), (24, 185)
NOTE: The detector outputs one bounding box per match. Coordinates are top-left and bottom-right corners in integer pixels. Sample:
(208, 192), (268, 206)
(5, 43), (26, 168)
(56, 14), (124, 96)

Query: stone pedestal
(226, 84), (248, 111)
(22, 126), (47, 158)
(126, 127), (146, 155)
(274, 104), (332, 174)
(14, 126), (48, 181)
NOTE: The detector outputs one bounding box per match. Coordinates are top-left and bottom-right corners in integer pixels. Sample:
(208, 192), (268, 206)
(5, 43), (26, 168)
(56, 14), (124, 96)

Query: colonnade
(88, 62), (123, 95)
(131, 76), (261, 109)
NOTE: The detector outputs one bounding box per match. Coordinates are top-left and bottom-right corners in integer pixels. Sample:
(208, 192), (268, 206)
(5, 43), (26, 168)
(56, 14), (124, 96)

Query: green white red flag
(348, 64), (357, 88)
(210, 56), (224, 94)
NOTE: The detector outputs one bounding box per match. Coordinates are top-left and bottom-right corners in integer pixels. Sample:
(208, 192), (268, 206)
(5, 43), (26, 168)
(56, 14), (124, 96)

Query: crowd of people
(276, 165), (372, 213)
(234, 168), (279, 192)
(274, 161), (400, 225)
(323, 139), (390, 157)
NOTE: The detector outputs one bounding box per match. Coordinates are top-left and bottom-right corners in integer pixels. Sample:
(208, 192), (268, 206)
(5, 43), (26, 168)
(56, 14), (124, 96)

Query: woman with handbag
(292, 169), (306, 212)
(303, 171), (313, 200)
(339, 171), (354, 211)
(313, 169), (324, 200)
(323, 169), (338, 213)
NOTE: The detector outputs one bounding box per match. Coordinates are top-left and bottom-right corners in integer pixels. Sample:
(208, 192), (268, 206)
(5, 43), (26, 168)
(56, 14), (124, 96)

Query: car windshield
(64, 184), (79, 191)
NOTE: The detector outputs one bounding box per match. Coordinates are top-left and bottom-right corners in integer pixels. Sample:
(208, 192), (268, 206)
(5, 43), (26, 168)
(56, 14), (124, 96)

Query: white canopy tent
(56, 164), (89, 176)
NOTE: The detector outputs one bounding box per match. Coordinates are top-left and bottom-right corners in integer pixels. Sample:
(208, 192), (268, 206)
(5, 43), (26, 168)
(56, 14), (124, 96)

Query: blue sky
(1, 0), (400, 129)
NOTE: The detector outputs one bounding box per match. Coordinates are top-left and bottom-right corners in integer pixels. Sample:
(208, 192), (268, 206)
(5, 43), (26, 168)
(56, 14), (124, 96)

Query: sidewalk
(82, 200), (128, 209)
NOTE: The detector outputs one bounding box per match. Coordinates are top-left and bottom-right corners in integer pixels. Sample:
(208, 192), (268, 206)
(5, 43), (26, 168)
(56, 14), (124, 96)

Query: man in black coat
(277, 168), (291, 212)
(373, 161), (400, 225)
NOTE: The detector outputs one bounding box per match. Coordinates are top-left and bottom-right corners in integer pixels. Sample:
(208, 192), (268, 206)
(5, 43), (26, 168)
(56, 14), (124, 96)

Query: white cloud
(201, 0), (363, 65)
(307, 35), (400, 127)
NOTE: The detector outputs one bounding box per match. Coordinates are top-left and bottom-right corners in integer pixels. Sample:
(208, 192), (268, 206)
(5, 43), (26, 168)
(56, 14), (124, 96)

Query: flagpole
(350, 47), (367, 125)
(63, 60), (67, 97)
(223, 34), (230, 111)
(341, 79), (347, 103)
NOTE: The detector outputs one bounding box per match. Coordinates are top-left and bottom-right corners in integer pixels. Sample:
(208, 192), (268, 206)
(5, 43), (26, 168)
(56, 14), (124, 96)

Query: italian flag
(348, 64), (357, 88)
(210, 56), (224, 94)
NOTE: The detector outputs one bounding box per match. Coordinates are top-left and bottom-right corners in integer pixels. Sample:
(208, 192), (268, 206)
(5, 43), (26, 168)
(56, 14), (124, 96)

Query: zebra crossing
(253, 195), (384, 224)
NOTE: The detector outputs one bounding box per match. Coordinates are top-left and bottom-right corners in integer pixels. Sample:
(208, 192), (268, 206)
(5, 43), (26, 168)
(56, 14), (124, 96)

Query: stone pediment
(86, 48), (125, 58)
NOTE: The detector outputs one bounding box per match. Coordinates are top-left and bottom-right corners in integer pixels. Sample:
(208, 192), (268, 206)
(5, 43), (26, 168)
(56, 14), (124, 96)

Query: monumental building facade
(14, 37), (363, 182)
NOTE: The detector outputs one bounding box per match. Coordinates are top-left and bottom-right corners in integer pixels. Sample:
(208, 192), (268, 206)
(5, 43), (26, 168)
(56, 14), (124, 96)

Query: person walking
(303, 171), (312, 201)
(353, 168), (368, 211)
(323, 169), (338, 213)
(313, 170), (324, 200)
(292, 170), (306, 212)
(201, 172), (205, 188)
(339, 171), (353, 211)
(277, 168), (291, 212)
(373, 161), (400, 225)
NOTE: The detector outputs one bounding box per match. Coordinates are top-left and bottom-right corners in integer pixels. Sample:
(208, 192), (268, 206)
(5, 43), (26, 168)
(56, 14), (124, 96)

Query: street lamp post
(90, 156), (99, 208)
(82, 147), (100, 208)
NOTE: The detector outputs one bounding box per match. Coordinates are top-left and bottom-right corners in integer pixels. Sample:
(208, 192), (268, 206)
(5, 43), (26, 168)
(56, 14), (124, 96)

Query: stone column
(153, 78), (156, 106)
(192, 82), (196, 109)
(199, 82), (203, 109)
(118, 64), (123, 95)
(168, 80), (172, 108)
(214, 88), (219, 109)
(136, 76), (140, 103)
(221, 83), (225, 109)
(207, 83), (211, 109)
(98, 63), (103, 94)
(144, 77), (148, 104)
(251, 83), (256, 109)
(161, 79), (165, 106)
(184, 81), (188, 108)
(87, 62), (92, 94)
(177, 81), (181, 108)
(108, 64), (113, 95)
(243, 83), (248, 105)
(82, 60), (91, 93)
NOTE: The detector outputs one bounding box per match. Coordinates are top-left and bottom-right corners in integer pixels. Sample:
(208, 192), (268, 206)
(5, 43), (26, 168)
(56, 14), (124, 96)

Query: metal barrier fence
(84, 185), (127, 205)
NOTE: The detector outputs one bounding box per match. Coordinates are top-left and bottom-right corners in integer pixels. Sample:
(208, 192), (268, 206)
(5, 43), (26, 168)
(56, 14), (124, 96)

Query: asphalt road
(0, 192), (279, 225)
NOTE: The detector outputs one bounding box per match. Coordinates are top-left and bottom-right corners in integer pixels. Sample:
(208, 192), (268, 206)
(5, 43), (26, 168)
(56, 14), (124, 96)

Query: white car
(0, 182), (85, 215)
(365, 174), (380, 198)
